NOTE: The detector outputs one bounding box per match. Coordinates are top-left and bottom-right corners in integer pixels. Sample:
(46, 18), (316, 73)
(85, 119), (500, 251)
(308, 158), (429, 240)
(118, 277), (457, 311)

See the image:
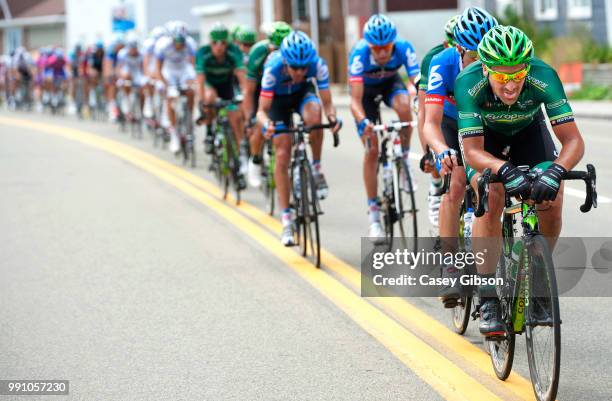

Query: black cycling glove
(497, 161), (531, 199)
(531, 162), (566, 202)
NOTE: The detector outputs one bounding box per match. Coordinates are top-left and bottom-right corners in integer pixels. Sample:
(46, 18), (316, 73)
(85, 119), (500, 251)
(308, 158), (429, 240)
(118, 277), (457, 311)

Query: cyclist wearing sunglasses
(417, 14), (459, 232)
(244, 21), (293, 188)
(256, 31), (342, 246)
(196, 23), (248, 186)
(348, 13), (420, 239)
(423, 7), (497, 306)
(456, 25), (584, 337)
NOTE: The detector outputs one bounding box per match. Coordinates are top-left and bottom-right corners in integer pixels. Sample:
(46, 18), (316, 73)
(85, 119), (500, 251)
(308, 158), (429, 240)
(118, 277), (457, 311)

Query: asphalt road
(1, 107), (611, 401)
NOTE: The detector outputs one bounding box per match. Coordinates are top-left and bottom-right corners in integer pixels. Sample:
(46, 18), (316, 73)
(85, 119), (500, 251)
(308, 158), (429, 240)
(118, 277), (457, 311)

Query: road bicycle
(474, 163), (597, 401)
(275, 117), (339, 268)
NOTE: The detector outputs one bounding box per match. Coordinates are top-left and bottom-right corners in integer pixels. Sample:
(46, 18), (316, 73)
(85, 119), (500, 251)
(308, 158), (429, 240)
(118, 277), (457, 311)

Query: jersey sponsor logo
(526, 75), (549, 91)
(459, 127), (484, 137)
(546, 99), (568, 110)
(427, 65), (443, 91)
(550, 113), (575, 126)
(406, 47), (417, 67)
(349, 55), (364, 75)
(262, 68), (276, 89)
(425, 94), (444, 105)
(317, 59), (329, 81)
(483, 112), (532, 123)
(458, 111), (480, 120)
(468, 77), (487, 97)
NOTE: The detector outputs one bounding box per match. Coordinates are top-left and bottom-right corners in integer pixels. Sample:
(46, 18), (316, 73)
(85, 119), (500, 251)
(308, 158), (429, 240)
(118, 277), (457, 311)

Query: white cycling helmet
(150, 25), (167, 40)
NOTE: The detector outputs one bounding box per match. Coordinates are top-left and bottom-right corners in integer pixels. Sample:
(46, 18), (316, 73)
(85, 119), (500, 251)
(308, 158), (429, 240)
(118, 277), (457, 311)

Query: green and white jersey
(455, 57), (574, 138)
(195, 42), (244, 85)
(246, 39), (272, 83)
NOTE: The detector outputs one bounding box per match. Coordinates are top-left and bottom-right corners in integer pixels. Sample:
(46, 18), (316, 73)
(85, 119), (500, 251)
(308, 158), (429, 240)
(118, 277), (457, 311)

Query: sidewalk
(329, 85), (612, 120)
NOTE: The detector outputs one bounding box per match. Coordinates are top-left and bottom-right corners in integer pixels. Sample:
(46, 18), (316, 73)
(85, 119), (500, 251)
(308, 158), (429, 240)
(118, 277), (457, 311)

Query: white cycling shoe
(281, 224), (296, 246)
(169, 130), (181, 154)
(368, 222), (386, 244)
(247, 158), (262, 188)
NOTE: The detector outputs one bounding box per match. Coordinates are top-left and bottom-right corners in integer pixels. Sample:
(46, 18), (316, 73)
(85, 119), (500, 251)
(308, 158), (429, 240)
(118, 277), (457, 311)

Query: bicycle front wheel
(525, 235), (561, 401)
(394, 159), (418, 252)
(299, 161), (321, 267)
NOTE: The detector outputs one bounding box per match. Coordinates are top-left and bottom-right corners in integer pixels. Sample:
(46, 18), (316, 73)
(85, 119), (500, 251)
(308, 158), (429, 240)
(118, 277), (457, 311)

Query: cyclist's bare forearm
(349, 82), (366, 123)
(423, 103), (448, 155)
(551, 121), (584, 171)
(256, 96), (272, 127)
(318, 88), (336, 120)
(243, 79), (256, 120)
(417, 91), (428, 153)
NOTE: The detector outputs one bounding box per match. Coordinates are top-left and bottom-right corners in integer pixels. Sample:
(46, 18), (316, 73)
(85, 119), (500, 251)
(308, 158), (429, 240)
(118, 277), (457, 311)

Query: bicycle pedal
(442, 298), (459, 309)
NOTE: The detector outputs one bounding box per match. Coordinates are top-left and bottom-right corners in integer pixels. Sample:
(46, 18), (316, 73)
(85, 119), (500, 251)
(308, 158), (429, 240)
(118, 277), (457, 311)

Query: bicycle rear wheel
(525, 235), (561, 401)
(487, 328), (516, 380)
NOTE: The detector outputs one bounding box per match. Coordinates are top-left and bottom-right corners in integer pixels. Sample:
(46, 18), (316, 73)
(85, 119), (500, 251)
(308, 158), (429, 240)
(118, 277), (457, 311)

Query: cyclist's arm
(417, 90), (428, 153)
(243, 78), (256, 120)
(156, 59), (165, 84)
(349, 80), (367, 123)
(550, 121), (584, 171)
(423, 101), (447, 155)
(196, 71), (206, 101)
(256, 94), (272, 128)
(318, 88), (337, 121)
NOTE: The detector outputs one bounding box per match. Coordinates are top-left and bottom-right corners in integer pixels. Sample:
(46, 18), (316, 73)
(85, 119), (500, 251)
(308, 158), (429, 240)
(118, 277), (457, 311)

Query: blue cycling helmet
(363, 14), (397, 46)
(280, 31), (316, 67)
(453, 7), (498, 51)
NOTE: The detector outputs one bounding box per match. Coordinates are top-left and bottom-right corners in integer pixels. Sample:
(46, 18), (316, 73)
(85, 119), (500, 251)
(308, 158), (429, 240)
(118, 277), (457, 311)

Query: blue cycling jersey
(348, 38), (419, 86)
(105, 44), (121, 66)
(424, 47), (462, 119)
(260, 50), (329, 98)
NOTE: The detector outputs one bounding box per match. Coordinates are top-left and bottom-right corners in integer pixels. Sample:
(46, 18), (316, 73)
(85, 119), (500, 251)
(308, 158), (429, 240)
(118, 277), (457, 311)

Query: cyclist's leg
(249, 84), (264, 157)
(386, 75), (414, 148)
(361, 86), (383, 235)
(438, 116), (466, 240)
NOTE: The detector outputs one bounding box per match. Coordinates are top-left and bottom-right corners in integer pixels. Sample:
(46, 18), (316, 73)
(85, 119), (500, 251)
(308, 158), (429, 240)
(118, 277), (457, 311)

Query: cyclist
(44, 47), (68, 108)
(423, 7), (497, 305)
(104, 33), (126, 121)
(155, 21), (197, 153)
(348, 14), (420, 239)
(69, 43), (88, 115)
(195, 23), (248, 187)
(235, 25), (257, 64)
(256, 31), (342, 246)
(142, 26), (167, 119)
(10, 47), (35, 107)
(244, 21), (292, 188)
(116, 33), (145, 118)
(87, 40), (105, 110)
(417, 14), (459, 230)
(456, 25), (584, 336)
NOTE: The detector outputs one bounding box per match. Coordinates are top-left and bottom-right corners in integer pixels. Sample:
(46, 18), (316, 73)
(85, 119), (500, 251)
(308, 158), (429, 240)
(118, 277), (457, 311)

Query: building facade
(0, 0), (66, 53)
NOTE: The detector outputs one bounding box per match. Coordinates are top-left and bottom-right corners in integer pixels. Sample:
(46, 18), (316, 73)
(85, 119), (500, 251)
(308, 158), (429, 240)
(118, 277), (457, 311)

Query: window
(496, 0), (523, 16)
(535, 0), (558, 21)
(292, 0), (309, 21)
(567, 0), (592, 19)
(320, 0), (330, 20)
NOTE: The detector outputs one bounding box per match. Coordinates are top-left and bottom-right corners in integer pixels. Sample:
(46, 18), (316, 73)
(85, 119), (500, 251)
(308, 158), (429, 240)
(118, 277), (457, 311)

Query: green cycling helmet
(267, 21), (292, 48)
(237, 26), (257, 45)
(444, 15), (460, 44)
(210, 23), (229, 42)
(478, 25), (534, 66)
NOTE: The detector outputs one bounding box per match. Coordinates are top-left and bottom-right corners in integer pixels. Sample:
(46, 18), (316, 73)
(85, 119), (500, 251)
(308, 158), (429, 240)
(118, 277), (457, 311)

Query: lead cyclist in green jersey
(243, 22), (292, 188)
(456, 25), (585, 336)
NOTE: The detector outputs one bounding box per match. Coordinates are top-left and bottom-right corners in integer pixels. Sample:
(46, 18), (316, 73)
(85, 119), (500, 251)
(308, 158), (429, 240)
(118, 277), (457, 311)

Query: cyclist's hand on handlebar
(420, 151), (434, 173)
(262, 120), (275, 139)
(357, 118), (374, 145)
(328, 116), (343, 134)
(435, 149), (457, 176)
(531, 162), (566, 203)
(497, 161), (531, 199)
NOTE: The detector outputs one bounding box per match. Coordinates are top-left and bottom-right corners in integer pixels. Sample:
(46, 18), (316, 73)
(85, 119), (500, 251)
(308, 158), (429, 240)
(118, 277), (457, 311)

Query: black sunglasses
(288, 65), (308, 71)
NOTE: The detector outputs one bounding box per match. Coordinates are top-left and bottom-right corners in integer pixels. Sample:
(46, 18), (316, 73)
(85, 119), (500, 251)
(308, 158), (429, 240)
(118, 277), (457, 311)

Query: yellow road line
(2, 116), (525, 401)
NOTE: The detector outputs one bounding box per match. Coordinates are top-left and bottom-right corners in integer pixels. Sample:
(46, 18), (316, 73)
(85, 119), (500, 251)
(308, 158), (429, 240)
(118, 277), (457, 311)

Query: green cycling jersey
(418, 43), (445, 92)
(195, 42), (244, 85)
(455, 57), (574, 138)
(246, 39), (272, 82)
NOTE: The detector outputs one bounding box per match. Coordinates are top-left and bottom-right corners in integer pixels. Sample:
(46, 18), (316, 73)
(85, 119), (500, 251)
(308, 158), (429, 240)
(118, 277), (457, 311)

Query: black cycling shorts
(209, 79), (236, 101)
(361, 74), (409, 122)
(268, 82), (320, 127)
